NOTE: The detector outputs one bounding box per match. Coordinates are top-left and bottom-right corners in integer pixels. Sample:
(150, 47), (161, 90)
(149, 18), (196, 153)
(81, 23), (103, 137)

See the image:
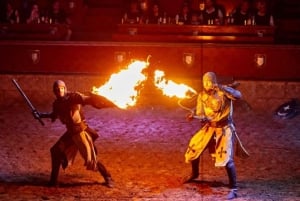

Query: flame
(154, 70), (197, 99)
(92, 60), (148, 109)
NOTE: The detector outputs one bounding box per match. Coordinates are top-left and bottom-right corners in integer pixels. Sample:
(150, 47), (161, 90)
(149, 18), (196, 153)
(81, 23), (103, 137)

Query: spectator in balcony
(123, 0), (141, 24)
(47, 0), (72, 40)
(1, 2), (20, 24)
(190, 11), (201, 25)
(26, 2), (40, 24)
(147, 1), (163, 24)
(48, 0), (71, 25)
(178, 2), (191, 25)
(254, 0), (274, 26)
(19, 0), (32, 23)
(139, 0), (150, 24)
(215, 0), (226, 20)
(231, 0), (253, 25)
(202, 0), (225, 25)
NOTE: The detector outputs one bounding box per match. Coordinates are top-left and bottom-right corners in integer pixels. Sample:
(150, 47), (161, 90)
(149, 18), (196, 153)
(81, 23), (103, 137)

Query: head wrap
(53, 80), (67, 93)
(203, 72), (217, 85)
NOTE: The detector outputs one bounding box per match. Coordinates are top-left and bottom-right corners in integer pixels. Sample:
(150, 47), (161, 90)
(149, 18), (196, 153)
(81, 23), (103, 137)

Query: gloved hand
(199, 117), (210, 124)
(186, 112), (194, 121)
(32, 110), (41, 119)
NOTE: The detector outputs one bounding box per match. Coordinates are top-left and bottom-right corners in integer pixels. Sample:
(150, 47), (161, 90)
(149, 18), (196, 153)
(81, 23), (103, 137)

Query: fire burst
(154, 70), (197, 99)
(92, 60), (148, 109)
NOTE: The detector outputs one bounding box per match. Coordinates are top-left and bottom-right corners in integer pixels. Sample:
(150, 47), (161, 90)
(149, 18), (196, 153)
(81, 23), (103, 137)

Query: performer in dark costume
(184, 72), (243, 199)
(33, 80), (116, 187)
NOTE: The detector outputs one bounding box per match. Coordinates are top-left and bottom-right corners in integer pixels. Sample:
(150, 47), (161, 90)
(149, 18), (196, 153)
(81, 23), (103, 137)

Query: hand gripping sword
(12, 79), (45, 126)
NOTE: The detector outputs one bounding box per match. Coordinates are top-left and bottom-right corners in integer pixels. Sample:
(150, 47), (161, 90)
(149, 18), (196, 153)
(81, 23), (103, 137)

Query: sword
(12, 79), (45, 126)
(234, 130), (250, 158)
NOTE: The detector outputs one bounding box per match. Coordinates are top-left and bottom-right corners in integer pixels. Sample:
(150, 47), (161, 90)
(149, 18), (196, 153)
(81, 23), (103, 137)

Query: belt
(67, 121), (88, 133)
(208, 119), (229, 128)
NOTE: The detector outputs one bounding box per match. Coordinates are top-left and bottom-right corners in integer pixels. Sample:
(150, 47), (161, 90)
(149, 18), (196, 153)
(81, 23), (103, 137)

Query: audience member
(19, 0), (33, 23)
(123, 0), (141, 24)
(48, 0), (71, 25)
(1, 2), (20, 24)
(254, 0), (274, 26)
(190, 11), (201, 25)
(47, 0), (72, 40)
(202, 0), (225, 25)
(26, 2), (40, 24)
(231, 0), (253, 25)
(148, 2), (163, 24)
(215, 0), (226, 20)
(178, 2), (191, 25)
(139, 0), (150, 24)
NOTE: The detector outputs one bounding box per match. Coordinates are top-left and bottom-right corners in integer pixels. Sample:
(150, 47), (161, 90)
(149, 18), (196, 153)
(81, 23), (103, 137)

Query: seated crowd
(0, 0), (72, 40)
(122, 0), (275, 26)
(0, 0), (276, 41)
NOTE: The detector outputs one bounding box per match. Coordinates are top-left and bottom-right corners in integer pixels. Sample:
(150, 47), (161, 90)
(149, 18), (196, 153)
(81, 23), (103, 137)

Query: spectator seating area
(0, 0), (299, 43)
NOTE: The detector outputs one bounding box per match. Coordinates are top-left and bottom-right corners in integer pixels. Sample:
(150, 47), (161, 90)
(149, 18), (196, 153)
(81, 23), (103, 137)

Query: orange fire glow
(92, 60), (148, 109)
(154, 70), (197, 99)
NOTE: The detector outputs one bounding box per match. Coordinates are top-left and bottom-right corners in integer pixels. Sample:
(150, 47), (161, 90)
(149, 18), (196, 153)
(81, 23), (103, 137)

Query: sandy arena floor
(0, 102), (299, 201)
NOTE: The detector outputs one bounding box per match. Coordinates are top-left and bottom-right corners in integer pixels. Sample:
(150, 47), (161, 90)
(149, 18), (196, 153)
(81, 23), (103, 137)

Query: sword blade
(12, 79), (44, 126)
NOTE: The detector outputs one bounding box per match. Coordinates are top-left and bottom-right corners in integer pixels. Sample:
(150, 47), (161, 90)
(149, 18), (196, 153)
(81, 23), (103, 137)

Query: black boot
(48, 147), (61, 187)
(97, 161), (114, 188)
(226, 161), (237, 199)
(184, 157), (199, 183)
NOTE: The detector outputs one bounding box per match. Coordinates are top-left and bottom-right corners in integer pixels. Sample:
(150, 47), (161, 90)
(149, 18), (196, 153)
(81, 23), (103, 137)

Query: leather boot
(97, 161), (114, 188)
(48, 147), (61, 187)
(226, 161), (237, 199)
(183, 157), (199, 183)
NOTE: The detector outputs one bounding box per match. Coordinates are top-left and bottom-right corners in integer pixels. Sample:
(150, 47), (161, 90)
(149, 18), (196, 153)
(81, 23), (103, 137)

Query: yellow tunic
(185, 89), (234, 167)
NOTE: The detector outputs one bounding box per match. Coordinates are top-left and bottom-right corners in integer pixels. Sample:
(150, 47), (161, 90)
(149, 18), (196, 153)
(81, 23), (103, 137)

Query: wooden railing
(0, 24), (70, 41)
(113, 24), (276, 43)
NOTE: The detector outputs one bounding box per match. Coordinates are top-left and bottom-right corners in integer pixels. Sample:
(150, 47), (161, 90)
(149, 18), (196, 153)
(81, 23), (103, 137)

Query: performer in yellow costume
(184, 72), (242, 200)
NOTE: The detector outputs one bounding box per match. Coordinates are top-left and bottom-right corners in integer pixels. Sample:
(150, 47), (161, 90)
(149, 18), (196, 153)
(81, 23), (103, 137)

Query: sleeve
(220, 86), (242, 100)
(81, 92), (117, 109)
(39, 101), (58, 122)
(195, 93), (205, 116)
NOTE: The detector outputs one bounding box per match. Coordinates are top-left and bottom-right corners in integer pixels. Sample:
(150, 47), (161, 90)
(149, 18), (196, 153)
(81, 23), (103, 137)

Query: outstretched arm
(82, 92), (117, 109)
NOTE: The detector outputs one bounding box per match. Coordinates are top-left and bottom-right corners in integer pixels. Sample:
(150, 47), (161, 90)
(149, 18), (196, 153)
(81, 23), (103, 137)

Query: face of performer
(202, 72), (217, 92)
(53, 80), (67, 98)
(54, 86), (66, 98)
